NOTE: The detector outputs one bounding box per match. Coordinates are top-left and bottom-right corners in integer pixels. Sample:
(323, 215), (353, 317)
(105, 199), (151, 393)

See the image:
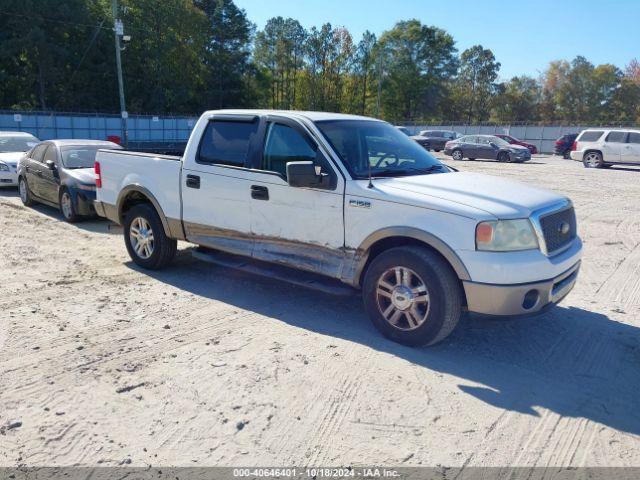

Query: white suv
(570, 129), (640, 168)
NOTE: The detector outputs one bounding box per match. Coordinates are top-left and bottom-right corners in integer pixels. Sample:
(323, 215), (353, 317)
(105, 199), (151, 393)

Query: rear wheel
(19, 177), (33, 206)
(124, 203), (177, 269)
(451, 149), (463, 161)
(562, 149), (571, 159)
(583, 151), (603, 168)
(362, 246), (463, 347)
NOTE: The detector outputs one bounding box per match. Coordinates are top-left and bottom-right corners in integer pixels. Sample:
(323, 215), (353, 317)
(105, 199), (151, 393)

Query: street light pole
(112, 0), (128, 147)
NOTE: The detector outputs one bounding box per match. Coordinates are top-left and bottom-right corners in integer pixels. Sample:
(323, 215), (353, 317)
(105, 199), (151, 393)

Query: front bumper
(463, 260), (580, 316)
(0, 170), (18, 186)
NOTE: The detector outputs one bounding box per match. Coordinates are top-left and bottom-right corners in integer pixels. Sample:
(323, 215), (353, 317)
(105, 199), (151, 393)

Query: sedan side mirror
(286, 161), (323, 188)
(45, 160), (57, 170)
(489, 142), (499, 149)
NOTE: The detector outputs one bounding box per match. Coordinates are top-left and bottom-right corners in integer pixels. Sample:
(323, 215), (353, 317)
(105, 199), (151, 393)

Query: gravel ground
(1, 154), (639, 467)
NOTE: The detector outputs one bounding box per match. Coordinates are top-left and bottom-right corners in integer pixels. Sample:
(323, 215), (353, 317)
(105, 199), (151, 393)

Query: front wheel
(59, 188), (79, 223)
(497, 151), (511, 163)
(19, 177), (33, 206)
(124, 203), (177, 269)
(362, 246), (463, 347)
(583, 151), (603, 168)
(451, 149), (464, 161)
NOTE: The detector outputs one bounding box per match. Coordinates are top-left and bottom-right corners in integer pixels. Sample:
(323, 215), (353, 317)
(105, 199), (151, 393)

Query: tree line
(2, 0), (639, 124)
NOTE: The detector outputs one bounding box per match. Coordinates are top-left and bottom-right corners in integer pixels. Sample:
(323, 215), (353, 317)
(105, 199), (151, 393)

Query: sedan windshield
(61, 146), (102, 169)
(316, 120), (447, 178)
(0, 135), (39, 153)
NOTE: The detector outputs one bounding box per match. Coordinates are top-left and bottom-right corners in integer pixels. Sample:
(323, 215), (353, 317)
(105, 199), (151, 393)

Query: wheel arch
(353, 227), (471, 289)
(116, 185), (172, 238)
(583, 149), (603, 159)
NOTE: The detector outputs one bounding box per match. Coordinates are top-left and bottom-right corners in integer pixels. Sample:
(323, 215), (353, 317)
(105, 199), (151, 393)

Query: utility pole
(112, 0), (128, 147)
(375, 49), (383, 118)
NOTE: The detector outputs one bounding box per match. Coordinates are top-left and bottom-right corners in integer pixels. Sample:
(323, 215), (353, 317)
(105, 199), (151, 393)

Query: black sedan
(444, 135), (531, 163)
(17, 140), (121, 222)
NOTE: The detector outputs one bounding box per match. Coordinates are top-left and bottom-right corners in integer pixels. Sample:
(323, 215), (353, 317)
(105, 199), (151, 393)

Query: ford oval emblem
(558, 222), (570, 235)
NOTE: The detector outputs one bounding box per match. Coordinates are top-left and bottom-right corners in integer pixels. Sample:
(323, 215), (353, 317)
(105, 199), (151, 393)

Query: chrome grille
(540, 206), (577, 254)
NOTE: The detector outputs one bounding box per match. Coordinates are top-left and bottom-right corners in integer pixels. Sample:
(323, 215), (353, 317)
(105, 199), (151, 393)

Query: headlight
(476, 219), (539, 252)
(77, 184), (96, 191)
(0, 162), (9, 172)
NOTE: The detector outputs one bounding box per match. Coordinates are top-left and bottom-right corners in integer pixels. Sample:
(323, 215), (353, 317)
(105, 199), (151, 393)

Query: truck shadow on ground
(130, 251), (640, 437)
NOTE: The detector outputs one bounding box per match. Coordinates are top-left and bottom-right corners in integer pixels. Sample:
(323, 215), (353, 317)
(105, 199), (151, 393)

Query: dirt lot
(1, 155), (639, 467)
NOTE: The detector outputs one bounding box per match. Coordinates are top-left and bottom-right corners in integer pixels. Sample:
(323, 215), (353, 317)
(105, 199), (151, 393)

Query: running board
(192, 248), (358, 297)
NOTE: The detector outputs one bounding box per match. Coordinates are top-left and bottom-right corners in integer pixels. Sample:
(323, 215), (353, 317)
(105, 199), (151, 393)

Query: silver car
(444, 135), (531, 163)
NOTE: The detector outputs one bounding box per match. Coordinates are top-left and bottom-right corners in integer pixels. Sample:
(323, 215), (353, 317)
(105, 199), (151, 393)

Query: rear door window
(197, 119), (259, 167)
(606, 131), (627, 143)
(579, 131), (604, 142)
(628, 132), (640, 144)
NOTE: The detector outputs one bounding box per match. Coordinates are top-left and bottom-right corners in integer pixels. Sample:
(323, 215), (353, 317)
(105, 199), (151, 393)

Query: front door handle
(186, 174), (200, 189)
(251, 185), (269, 200)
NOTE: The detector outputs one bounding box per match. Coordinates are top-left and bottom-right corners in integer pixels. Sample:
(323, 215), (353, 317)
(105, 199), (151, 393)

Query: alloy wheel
(19, 179), (28, 203)
(61, 192), (73, 219)
(376, 266), (430, 331)
(129, 216), (155, 259)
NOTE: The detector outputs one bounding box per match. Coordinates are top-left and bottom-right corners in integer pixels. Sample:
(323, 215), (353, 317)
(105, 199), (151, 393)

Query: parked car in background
(94, 110), (581, 347)
(444, 135), (532, 163)
(415, 130), (461, 151)
(0, 131), (40, 187)
(570, 129), (640, 168)
(395, 126), (412, 136)
(554, 133), (578, 159)
(18, 140), (121, 222)
(494, 134), (538, 154)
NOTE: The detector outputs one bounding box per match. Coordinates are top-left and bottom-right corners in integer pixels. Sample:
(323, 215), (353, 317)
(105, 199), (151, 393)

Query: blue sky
(235, 0), (640, 80)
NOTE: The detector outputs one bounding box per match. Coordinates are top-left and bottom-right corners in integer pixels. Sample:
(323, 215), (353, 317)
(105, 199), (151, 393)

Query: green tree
(492, 75), (541, 122)
(376, 20), (457, 121)
(353, 31), (377, 115)
(195, 0), (255, 109)
(455, 45), (500, 122)
(254, 17), (307, 109)
(121, 0), (209, 114)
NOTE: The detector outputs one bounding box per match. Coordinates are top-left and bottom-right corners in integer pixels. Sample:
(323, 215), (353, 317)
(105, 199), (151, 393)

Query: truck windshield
(316, 120), (447, 179)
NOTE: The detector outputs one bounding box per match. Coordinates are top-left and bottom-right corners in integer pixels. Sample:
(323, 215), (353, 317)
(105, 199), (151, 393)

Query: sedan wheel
(376, 266), (430, 331)
(452, 149), (463, 161)
(129, 216), (155, 259)
(19, 178), (33, 206)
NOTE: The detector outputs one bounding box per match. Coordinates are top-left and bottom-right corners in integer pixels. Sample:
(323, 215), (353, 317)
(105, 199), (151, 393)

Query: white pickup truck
(95, 110), (582, 346)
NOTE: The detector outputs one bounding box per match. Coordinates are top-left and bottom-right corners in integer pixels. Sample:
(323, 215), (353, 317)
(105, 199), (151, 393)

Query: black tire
(497, 151), (511, 163)
(124, 203), (177, 269)
(583, 151), (603, 168)
(451, 149), (464, 161)
(59, 188), (79, 223)
(18, 176), (34, 206)
(362, 246), (463, 347)
(562, 149), (571, 159)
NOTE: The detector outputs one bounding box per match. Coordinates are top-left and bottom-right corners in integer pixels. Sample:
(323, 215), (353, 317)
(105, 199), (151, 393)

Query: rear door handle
(186, 174), (200, 189)
(251, 185), (269, 200)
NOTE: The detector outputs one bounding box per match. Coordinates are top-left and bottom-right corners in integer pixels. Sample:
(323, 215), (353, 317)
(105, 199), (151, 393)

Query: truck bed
(95, 149), (183, 226)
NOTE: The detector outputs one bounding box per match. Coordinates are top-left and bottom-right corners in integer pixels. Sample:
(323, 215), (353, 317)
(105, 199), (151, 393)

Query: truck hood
(377, 172), (565, 219)
(65, 167), (95, 185)
(0, 151), (24, 166)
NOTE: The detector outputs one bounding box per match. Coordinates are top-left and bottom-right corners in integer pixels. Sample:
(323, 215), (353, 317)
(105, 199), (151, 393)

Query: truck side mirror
(286, 161), (322, 188)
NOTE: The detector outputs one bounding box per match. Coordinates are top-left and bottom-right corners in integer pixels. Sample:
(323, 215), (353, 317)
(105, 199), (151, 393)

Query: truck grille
(540, 206), (577, 255)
